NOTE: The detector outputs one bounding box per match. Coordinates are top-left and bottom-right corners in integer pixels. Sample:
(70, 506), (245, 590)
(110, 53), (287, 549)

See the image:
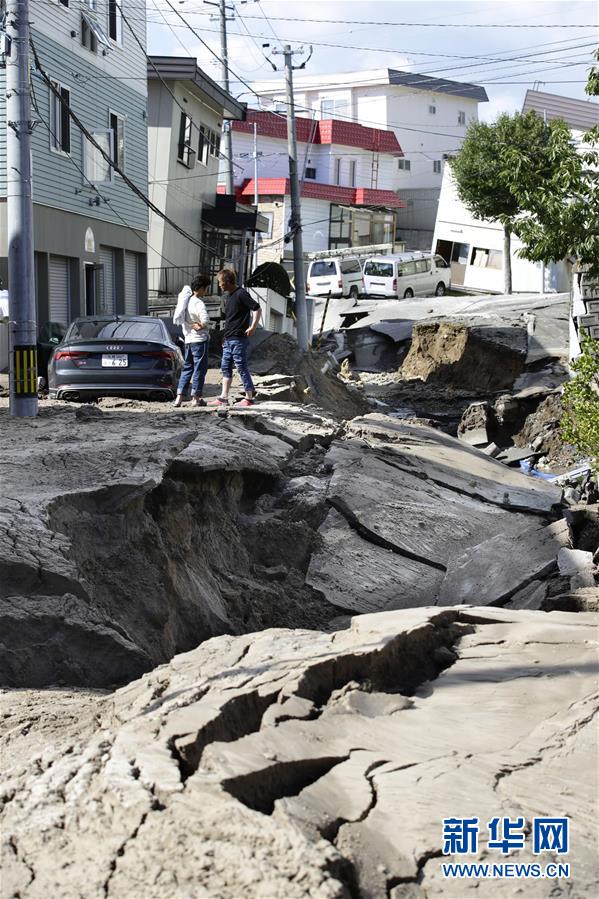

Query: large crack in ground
(8, 438), (342, 688)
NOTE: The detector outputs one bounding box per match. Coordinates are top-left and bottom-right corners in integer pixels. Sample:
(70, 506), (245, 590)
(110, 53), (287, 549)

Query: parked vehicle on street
(362, 252), (451, 299)
(37, 321), (68, 384)
(48, 316), (183, 401)
(306, 256), (364, 299)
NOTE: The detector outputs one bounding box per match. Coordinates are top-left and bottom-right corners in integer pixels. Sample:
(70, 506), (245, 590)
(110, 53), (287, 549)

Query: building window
(258, 212), (274, 241)
(198, 125), (209, 166)
(209, 128), (220, 157)
(108, 0), (123, 44)
(84, 129), (113, 185)
(59, 0), (69, 6)
(349, 160), (356, 187)
(429, 104), (436, 115)
(50, 81), (71, 154)
(433, 160), (442, 174)
(334, 158), (341, 185)
(109, 112), (125, 171)
(305, 166), (316, 180)
(82, 0), (97, 8)
(397, 158), (411, 171)
(458, 110), (466, 126)
(81, 15), (97, 53)
(471, 247), (503, 269)
(321, 99), (335, 119)
(178, 112), (195, 167)
(320, 97), (347, 120)
(81, 13), (110, 53)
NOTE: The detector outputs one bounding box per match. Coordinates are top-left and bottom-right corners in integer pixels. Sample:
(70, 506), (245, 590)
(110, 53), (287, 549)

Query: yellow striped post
(13, 345), (38, 396)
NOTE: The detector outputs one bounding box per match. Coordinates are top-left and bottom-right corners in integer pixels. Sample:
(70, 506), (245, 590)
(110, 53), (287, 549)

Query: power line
(153, 9), (598, 29)
(29, 37), (234, 262)
(29, 76), (197, 279)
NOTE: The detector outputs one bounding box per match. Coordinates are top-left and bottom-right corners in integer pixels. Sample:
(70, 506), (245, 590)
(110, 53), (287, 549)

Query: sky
(146, 0), (599, 122)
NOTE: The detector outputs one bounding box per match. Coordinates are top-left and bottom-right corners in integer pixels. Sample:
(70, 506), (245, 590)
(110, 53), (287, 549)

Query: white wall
(253, 74), (483, 193)
(231, 129), (397, 192)
(433, 169), (571, 294)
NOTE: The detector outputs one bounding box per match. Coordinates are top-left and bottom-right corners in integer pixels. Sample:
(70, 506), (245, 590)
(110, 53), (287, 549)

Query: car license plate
(102, 354), (128, 367)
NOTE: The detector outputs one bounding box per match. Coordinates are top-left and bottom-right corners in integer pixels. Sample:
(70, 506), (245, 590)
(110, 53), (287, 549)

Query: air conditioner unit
(186, 148), (197, 169)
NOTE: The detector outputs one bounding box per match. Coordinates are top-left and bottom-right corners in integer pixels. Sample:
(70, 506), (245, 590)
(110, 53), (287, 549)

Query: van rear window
(310, 261), (337, 277)
(340, 259), (361, 274)
(364, 261), (393, 277)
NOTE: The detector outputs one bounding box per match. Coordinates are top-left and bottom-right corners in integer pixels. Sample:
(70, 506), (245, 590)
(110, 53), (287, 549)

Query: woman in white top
(172, 275), (211, 407)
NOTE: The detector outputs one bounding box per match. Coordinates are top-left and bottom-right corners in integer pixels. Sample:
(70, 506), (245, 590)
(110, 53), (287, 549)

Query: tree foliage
(561, 334), (599, 468)
(450, 111), (563, 223)
(506, 48), (599, 279)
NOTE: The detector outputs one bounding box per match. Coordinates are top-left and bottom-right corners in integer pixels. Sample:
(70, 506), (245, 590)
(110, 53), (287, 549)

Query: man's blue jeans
(177, 341), (208, 395)
(221, 338), (254, 394)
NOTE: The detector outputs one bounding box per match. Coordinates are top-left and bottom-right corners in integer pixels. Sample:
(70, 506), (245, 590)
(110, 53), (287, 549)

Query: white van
(363, 253), (451, 299)
(306, 257), (364, 299)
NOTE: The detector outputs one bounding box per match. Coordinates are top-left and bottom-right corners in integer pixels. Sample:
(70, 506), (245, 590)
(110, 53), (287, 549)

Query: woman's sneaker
(236, 398), (255, 407)
(190, 397), (206, 407)
(208, 397), (229, 406)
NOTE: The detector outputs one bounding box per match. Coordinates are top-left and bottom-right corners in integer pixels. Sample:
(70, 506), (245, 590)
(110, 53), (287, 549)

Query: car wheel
(403, 288), (414, 299)
(435, 282), (446, 296)
(349, 285), (359, 299)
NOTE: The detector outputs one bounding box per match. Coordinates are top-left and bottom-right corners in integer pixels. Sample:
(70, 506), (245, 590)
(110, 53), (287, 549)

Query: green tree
(504, 49), (599, 280)
(449, 112), (578, 293)
(503, 49), (599, 463)
(561, 334), (599, 468)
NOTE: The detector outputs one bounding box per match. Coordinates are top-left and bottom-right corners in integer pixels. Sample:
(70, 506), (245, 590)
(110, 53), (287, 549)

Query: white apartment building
(226, 110), (404, 263)
(253, 68), (487, 247)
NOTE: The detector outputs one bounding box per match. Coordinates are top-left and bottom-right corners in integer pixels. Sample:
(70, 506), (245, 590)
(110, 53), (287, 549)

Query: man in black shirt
(209, 268), (262, 407)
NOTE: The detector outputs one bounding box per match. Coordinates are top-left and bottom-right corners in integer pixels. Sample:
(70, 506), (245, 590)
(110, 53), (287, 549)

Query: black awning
(202, 195), (270, 233)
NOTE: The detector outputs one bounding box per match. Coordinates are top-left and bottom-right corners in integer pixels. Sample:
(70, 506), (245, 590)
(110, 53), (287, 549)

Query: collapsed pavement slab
(2, 606), (596, 899)
(347, 414), (563, 513)
(437, 519), (571, 607)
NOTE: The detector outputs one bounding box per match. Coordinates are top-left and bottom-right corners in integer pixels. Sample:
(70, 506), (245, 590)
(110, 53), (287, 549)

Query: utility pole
(272, 44), (311, 352)
(252, 121), (258, 273)
(5, 0), (38, 417)
(205, 0), (234, 194)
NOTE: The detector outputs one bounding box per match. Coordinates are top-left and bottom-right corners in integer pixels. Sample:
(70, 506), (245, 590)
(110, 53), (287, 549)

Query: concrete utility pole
(252, 121), (259, 273)
(205, 0), (234, 194)
(272, 44), (310, 352)
(5, 0), (38, 417)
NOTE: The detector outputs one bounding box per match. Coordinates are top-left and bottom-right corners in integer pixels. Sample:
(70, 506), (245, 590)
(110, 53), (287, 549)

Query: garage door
(48, 255), (70, 325)
(124, 252), (139, 315)
(99, 247), (115, 314)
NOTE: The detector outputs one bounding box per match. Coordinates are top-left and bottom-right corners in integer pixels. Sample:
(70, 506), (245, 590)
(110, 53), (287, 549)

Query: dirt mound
(400, 321), (527, 392)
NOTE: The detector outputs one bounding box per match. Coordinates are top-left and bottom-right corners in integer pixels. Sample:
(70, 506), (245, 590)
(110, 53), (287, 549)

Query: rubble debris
(1, 607), (597, 899)
(557, 547), (596, 589)
(457, 401), (490, 446)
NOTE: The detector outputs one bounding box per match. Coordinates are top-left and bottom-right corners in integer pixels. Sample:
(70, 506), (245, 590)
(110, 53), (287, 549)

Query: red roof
(237, 178), (405, 208)
(232, 110), (403, 156)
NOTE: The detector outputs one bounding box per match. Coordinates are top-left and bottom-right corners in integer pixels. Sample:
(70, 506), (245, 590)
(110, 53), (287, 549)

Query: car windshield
(67, 320), (165, 342)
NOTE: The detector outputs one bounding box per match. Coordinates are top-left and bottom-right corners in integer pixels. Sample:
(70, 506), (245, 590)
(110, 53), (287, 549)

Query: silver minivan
(306, 257), (364, 299)
(363, 253), (451, 299)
